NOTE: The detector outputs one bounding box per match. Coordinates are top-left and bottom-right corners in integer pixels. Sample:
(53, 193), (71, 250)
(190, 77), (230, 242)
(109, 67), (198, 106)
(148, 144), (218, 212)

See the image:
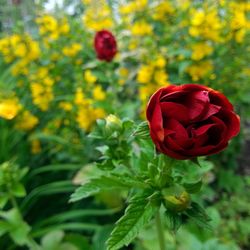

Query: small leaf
(183, 180), (202, 194)
(0, 209), (31, 245)
(12, 183), (26, 197)
(0, 196), (8, 209)
(190, 158), (201, 167)
(70, 175), (144, 202)
(165, 211), (182, 232)
(106, 191), (157, 250)
(133, 121), (149, 139)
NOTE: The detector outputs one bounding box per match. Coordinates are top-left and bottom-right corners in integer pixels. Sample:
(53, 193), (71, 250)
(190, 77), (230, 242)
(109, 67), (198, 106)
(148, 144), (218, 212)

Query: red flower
(94, 30), (117, 62)
(146, 84), (240, 160)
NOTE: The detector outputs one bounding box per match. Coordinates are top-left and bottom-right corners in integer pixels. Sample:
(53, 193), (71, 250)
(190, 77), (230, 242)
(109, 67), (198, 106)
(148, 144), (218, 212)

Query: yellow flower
(31, 139), (42, 154)
(186, 61), (213, 81)
(82, 1), (113, 31)
(131, 21), (152, 36)
(119, 0), (147, 15)
(154, 55), (167, 68)
(14, 43), (27, 57)
(30, 83), (54, 111)
(0, 98), (21, 120)
(189, 8), (223, 42)
(59, 102), (73, 111)
(93, 85), (106, 101)
(191, 9), (205, 26)
(15, 110), (39, 130)
(154, 70), (169, 86)
(153, 1), (175, 21)
(62, 43), (82, 57)
(137, 65), (154, 84)
(84, 70), (97, 84)
(191, 43), (213, 61)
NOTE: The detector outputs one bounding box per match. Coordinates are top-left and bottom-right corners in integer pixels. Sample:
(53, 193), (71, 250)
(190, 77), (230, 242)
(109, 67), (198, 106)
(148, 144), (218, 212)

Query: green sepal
(183, 180), (202, 194)
(165, 210), (182, 232)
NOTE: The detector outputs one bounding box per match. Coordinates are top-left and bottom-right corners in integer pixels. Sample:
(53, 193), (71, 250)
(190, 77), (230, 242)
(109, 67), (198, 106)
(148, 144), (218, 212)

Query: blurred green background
(0, 0), (249, 249)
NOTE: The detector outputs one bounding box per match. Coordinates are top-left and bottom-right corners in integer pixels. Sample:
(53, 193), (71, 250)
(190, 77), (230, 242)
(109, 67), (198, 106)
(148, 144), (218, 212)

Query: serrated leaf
(133, 121), (149, 139)
(70, 175), (144, 202)
(165, 211), (182, 232)
(106, 192), (157, 250)
(183, 180), (202, 194)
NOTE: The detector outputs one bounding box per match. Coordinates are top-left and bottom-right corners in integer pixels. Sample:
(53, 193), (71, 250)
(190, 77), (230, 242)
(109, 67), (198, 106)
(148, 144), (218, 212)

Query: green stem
(155, 209), (166, 250)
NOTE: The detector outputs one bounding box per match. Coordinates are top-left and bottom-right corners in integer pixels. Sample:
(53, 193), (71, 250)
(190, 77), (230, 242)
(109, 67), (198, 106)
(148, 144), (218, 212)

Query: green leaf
(106, 191), (157, 250)
(70, 175), (136, 202)
(41, 230), (64, 249)
(185, 202), (212, 230)
(183, 180), (202, 194)
(0, 196), (8, 209)
(190, 158), (201, 167)
(0, 220), (10, 237)
(12, 183), (26, 197)
(0, 209), (31, 245)
(165, 211), (182, 232)
(133, 121), (149, 139)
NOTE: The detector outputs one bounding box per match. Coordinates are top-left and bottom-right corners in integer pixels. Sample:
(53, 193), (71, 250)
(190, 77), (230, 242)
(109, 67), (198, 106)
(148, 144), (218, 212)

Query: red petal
(201, 104), (221, 120)
(186, 91), (209, 120)
(209, 90), (233, 111)
(195, 124), (216, 136)
(216, 109), (240, 139)
(160, 102), (189, 123)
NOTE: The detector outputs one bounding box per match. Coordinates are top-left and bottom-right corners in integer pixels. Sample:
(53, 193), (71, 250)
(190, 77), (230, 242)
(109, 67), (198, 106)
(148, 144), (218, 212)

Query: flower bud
(163, 189), (190, 212)
(105, 114), (122, 132)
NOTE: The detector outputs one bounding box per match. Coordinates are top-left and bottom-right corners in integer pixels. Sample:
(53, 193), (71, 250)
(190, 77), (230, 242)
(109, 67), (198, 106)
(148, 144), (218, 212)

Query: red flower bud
(94, 30), (117, 62)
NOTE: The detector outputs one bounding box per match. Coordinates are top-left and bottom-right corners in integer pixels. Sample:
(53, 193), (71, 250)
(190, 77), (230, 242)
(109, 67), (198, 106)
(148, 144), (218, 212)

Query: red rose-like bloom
(94, 30), (117, 62)
(146, 84), (240, 160)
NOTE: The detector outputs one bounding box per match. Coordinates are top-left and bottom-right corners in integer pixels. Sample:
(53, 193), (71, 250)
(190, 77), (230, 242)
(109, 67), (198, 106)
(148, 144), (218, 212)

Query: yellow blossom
(154, 70), (169, 86)
(154, 55), (167, 68)
(82, 1), (113, 31)
(62, 43), (82, 57)
(191, 43), (213, 61)
(93, 85), (106, 101)
(31, 139), (42, 154)
(84, 70), (97, 84)
(131, 21), (152, 36)
(59, 102), (73, 111)
(137, 65), (154, 84)
(186, 61), (213, 81)
(15, 110), (39, 131)
(0, 98), (21, 120)
(153, 1), (175, 21)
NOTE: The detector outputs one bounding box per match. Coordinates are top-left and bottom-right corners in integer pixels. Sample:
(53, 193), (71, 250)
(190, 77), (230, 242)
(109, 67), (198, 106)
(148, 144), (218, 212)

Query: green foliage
(107, 192), (157, 250)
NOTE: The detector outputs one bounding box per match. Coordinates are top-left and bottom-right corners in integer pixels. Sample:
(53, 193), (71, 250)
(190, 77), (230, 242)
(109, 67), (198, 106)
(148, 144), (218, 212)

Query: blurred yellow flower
(62, 43), (82, 57)
(131, 21), (153, 36)
(82, 0), (113, 31)
(31, 139), (42, 154)
(15, 110), (39, 131)
(191, 43), (213, 61)
(59, 102), (73, 111)
(186, 61), (213, 81)
(0, 98), (21, 120)
(93, 85), (106, 101)
(153, 1), (175, 21)
(84, 70), (97, 84)
(137, 65), (153, 84)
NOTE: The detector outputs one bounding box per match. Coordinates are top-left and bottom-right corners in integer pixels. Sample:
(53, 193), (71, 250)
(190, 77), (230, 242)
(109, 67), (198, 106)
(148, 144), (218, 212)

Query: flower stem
(155, 209), (166, 250)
